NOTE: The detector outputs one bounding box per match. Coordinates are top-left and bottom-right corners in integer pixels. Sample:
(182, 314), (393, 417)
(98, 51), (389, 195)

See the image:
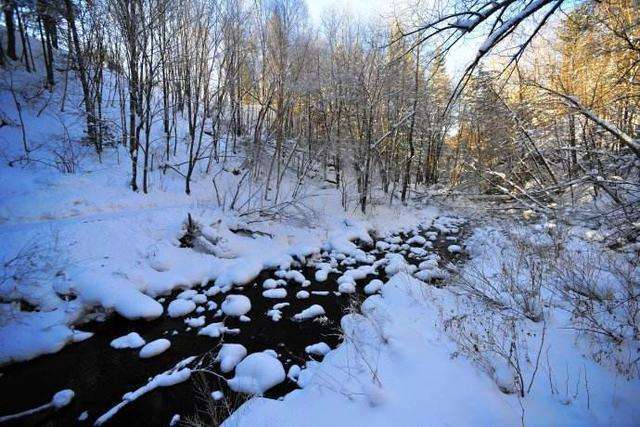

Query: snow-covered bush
(551, 242), (640, 378)
(180, 372), (250, 427)
(445, 221), (640, 400)
(455, 227), (556, 323)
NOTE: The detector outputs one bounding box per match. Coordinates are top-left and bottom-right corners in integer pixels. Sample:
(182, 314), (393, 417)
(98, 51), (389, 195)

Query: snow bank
(0, 305), (78, 365)
(224, 273), (524, 427)
(71, 271), (164, 320)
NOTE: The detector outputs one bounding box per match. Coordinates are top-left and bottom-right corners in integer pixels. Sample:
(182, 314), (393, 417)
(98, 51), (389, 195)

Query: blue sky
(306, 0), (396, 25)
(305, 0), (478, 78)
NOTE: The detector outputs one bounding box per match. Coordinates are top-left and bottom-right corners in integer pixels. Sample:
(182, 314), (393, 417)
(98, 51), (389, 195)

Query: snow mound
(364, 279), (383, 295)
(227, 351), (285, 395)
(293, 304), (325, 321)
(263, 288), (287, 299)
(296, 290), (310, 299)
(305, 342), (331, 356)
(262, 279), (279, 289)
(72, 272), (164, 320)
(139, 339), (171, 358)
(110, 332), (146, 349)
(338, 282), (356, 293)
(167, 299), (197, 317)
(447, 244), (462, 253)
(52, 389), (75, 408)
(221, 295), (251, 316)
(184, 316), (206, 327)
(407, 235), (426, 245)
(216, 343), (248, 373)
(199, 322), (238, 338)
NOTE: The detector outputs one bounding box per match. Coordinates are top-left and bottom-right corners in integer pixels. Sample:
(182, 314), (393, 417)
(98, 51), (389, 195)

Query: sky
(306, 0), (398, 25)
(305, 0), (479, 78)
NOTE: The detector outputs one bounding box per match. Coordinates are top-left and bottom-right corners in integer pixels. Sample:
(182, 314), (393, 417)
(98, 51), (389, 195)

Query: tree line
(1, 0), (638, 231)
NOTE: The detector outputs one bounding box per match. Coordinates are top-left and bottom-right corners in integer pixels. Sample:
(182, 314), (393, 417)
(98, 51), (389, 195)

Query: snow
(267, 309), (283, 322)
(293, 305), (326, 321)
(276, 270), (309, 286)
(211, 390), (224, 401)
(221, 295), (252, 316)
(262, 279), (279, 289)
(71, 272), (164, 320)
(167, 299), (197, 318)
(177, 290), (207, 304)
(409, 247), (427, 257)
(296, 290), (310, 299)
(72, 330), (94, 342)
(139, 339), (171, 359)
(184, 316), (206, 327)
(407, 235), (426, 245)
(2, 57), (637, 427)
(263, 288), (287, 299)
(414, 268), (447, 282)
(305, 342), (331, 356)
(96, 368), (191, 425)
(287, 365), (301, 381)
(338, 282), (356, 293)
(110, 332), (146, 349)
(447, 244), (462, 254)
(199, 322), (234, 338)
(337, 265), (375, 284)
(216, 343), (248, 373)
(414, 267), (447, 281)
(384, 253), (416, 275)
(227, 352), (286, 395)
(224, 273), (527, 426)
(418, 258), (439, 270)
(0, 306), (77, 365)
(52, 389), (75, 408)
(314, 263), (333, 282)
(364, 279), (383, 295)
(311, 291), (330, 296)
(324, 220), (373, 263)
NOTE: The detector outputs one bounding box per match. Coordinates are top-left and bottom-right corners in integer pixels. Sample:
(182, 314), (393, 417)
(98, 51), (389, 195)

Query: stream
(0, 218), (465, 426)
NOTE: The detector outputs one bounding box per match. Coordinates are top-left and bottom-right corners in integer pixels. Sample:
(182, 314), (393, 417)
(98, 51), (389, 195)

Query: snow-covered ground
(1, 47), (639, 426)
(226, 226), (640, 426)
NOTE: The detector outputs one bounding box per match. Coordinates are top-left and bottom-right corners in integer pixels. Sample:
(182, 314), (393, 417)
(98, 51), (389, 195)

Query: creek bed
(0, 220), (465, 426)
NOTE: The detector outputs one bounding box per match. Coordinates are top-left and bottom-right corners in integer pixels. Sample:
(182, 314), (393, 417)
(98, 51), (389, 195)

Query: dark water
(0, 222), (464, 427)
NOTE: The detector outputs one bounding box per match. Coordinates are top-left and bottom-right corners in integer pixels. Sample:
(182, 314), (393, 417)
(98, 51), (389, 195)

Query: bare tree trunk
(63, 0), (100, 154)
(3, 1), (17, 61)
